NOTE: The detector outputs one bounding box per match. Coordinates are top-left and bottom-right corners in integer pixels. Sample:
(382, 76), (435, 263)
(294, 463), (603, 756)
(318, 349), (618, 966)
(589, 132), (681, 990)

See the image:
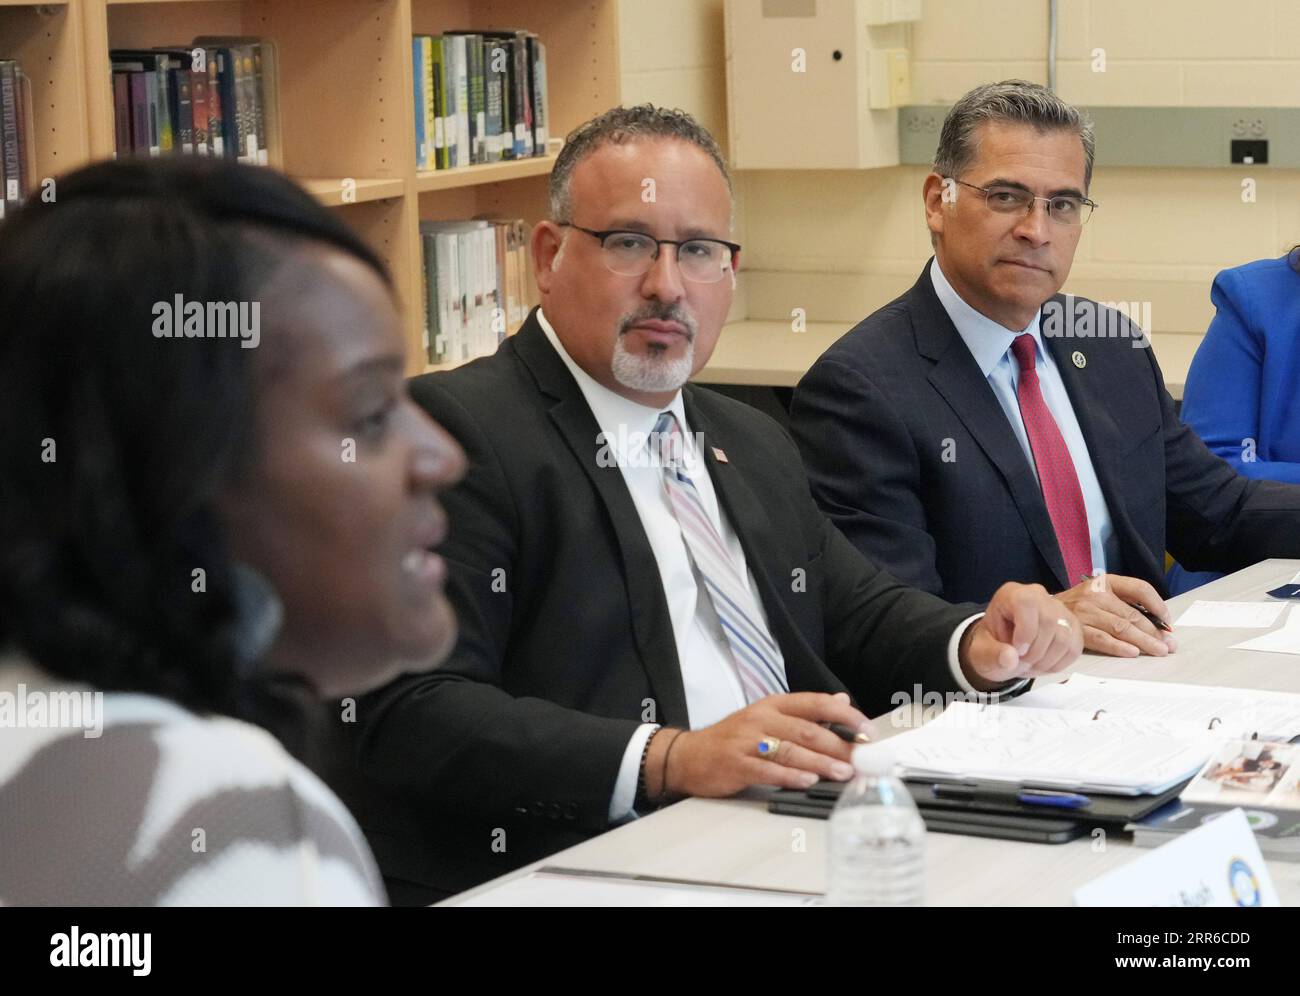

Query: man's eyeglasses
(947, 179), (1098, 226)
(559, 223), (741, 283)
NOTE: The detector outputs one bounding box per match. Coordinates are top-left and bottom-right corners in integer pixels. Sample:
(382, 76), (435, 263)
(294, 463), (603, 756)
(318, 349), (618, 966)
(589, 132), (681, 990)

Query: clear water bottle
(826, 742), (926, 906)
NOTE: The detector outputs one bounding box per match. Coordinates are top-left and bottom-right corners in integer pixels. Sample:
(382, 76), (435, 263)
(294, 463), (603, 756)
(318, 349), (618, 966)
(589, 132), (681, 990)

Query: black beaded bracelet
(658, 728), (684, 805)
(634, 727), (663, 812)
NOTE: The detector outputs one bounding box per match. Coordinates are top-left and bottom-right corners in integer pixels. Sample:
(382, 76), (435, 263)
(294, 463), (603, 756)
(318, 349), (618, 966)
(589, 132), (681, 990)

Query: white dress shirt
(537, 310), (987, 822)
(930, 259), (1120, 578)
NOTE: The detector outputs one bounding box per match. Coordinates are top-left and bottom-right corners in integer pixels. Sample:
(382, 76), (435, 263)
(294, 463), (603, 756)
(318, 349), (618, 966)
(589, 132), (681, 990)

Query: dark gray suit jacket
(791, 260), (1300, 604)
(331, 310), (980, 896)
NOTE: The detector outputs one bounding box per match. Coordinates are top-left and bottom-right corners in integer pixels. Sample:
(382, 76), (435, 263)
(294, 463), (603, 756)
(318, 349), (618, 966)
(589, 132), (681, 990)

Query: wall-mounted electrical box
(725, 0), (902, 169)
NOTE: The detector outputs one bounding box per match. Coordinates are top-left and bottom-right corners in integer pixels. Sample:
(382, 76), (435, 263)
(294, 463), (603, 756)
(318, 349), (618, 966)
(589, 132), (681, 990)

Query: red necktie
(1010, 334), (1093, 586)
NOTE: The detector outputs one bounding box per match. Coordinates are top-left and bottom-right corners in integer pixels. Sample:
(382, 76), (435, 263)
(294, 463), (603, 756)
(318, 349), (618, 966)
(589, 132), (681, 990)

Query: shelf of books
(409, 0), (619, 370)
(0, 2), (90, 218)
(5, 0), (622, 373)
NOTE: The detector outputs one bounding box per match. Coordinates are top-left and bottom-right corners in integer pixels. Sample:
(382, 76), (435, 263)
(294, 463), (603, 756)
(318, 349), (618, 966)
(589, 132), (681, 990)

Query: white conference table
(446, 559), (1300, 906)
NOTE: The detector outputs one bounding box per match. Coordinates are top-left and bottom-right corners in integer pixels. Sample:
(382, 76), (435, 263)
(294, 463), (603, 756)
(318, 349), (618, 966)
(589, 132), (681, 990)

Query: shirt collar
(929, 256), (1044, 377)
(536, 308), (694, 466)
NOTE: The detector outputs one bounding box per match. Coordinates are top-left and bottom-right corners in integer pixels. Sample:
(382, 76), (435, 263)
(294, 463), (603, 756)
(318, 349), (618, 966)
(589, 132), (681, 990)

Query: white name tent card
(1074, 808), (1280, 907)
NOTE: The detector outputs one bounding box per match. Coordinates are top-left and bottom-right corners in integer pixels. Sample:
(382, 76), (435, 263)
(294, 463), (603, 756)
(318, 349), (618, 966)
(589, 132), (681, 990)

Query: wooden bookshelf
(299, 176), (406, 207)
(408, 0), (620, 362)
(3, 0), (621, 372)
(415, 139), (560, 193)
(0, 2), (91, 189)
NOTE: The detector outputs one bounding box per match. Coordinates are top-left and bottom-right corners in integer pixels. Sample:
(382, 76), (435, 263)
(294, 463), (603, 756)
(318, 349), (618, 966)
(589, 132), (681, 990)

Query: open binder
(882, 675), (1300, 795)
(767, 676), (1300, 844)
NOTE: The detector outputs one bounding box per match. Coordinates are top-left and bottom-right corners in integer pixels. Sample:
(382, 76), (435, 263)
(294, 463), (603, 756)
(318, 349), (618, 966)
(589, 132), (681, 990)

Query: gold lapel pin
(712, 447), (729, 463)
(1071, 350), (1087, 369)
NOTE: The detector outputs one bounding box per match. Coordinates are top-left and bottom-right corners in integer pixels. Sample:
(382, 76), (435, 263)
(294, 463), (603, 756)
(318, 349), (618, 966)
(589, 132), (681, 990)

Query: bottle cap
(851, 741), (898, 776)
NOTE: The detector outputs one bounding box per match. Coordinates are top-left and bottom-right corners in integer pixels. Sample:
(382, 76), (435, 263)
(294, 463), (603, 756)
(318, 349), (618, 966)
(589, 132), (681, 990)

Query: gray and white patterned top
(0, 657), (385, 906)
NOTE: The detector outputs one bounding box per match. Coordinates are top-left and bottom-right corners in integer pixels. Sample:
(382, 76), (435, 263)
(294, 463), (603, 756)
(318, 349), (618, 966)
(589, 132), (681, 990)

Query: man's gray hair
(548, 104), (733, 223)
(934, 80), (1095, 191)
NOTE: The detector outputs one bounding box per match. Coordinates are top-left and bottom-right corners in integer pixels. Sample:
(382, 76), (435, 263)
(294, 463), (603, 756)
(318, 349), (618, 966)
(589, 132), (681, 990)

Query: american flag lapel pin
(712, 446), (728, 463)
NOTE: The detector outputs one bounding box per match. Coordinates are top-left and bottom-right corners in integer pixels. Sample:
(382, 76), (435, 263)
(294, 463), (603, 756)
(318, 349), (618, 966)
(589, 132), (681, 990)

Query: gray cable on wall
(1048, 0), (1059, 91)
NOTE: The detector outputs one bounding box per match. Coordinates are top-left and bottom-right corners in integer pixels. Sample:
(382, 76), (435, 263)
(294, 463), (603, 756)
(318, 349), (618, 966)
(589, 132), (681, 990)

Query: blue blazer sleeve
(1180, 257), (1300, 485)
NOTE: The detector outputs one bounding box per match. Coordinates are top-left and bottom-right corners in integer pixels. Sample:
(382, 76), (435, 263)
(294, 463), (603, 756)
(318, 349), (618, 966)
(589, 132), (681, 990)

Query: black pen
(1076, 574), (1173, 632)
(824, 722), (871, 744)
(1130, 603), (1173, 633)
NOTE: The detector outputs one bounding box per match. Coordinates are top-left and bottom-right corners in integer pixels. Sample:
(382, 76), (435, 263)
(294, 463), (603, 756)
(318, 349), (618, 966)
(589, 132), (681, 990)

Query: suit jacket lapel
(684, 389), (839, 695)
(511, 313), (690, 725)
(910, 265), (1072, 589)
(1040, 300), (1155, 581)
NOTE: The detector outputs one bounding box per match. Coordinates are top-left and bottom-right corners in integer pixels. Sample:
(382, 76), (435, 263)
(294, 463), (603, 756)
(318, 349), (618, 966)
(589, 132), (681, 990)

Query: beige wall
(618, 0), (1300, 360)
(619, 0), (729, 146)
(617, 0), (751, 319)
(900, 0), (1300, 342)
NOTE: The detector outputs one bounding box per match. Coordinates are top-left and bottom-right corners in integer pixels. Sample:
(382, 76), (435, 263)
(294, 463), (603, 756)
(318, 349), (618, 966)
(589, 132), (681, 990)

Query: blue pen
(1017, 789), (1091, 809)
(931, 783), (1091, 809)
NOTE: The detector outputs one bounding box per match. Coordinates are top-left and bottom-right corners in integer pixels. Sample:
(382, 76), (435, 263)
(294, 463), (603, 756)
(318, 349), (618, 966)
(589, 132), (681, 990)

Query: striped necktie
(653, 410), (788, 701)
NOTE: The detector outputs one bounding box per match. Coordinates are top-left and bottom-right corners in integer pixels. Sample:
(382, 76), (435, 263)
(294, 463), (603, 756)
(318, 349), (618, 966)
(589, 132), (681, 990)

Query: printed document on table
(1173, 600), (1286, 628)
